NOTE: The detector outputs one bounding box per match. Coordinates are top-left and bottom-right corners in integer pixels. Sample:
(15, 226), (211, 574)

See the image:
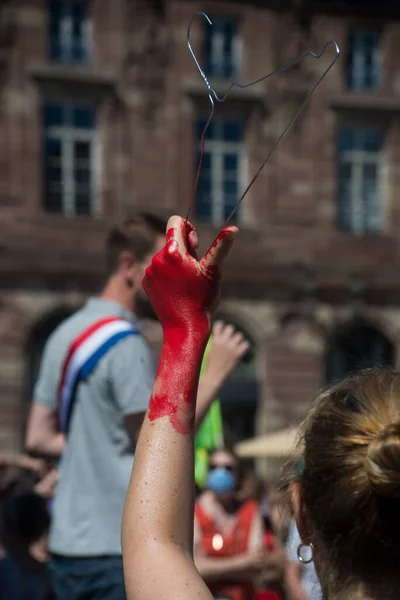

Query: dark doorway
(325, 317), (395, 384)
(26, 308), (73, 399)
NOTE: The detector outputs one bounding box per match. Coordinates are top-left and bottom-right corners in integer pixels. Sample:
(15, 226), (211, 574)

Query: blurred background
(0, 0), (399, 469)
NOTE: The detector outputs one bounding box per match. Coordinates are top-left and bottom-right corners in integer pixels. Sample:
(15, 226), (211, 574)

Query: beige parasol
(234, 426), (302, 459)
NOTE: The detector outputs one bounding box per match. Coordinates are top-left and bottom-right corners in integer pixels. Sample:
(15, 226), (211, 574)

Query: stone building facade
(1, 0), (400, 451)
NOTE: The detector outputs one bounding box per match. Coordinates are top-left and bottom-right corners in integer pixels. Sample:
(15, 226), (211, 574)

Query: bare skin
(122, 216), (238, 600)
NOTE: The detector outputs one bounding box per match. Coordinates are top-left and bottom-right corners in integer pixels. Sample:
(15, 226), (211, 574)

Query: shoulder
(42, 307), (86, 350)
(109, 330), (152, 361)
(107, 332), (155, 383)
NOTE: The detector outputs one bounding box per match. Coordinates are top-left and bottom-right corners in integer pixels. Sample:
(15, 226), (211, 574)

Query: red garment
(255, 591), (281, 600)
(195, 500), (258, 600)
(263, 530), (276, 552)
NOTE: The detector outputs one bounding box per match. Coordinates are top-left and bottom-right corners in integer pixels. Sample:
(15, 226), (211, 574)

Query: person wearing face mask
(194, 449), (267, 600)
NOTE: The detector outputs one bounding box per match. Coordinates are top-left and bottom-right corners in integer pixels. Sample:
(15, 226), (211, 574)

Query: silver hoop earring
(297, 542), (314, 564)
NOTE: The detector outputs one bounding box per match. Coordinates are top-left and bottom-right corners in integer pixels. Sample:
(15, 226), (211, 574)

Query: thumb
(201, 226), (238, 270)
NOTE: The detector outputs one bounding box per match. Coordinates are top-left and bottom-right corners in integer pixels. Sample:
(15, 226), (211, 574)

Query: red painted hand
(143, 215), (238, 337)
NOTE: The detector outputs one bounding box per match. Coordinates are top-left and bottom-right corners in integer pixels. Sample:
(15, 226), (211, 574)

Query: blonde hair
(297, 367), (400, 589)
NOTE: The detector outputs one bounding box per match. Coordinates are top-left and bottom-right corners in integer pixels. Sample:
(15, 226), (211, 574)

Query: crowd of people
(0, 212), (397, 600)
(0, 452), (319, 600)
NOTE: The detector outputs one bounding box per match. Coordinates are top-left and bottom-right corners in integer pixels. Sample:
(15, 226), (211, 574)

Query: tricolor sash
(58, 316), (138, 435)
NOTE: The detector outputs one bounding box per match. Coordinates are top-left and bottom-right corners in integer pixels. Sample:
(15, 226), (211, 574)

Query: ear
(118, 250), (136, 273)
(291, 481), (312, 544)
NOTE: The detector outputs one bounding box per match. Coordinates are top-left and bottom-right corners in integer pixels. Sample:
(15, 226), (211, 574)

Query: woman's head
(206, 449), (239, 498)
(293, 368), (400, 596)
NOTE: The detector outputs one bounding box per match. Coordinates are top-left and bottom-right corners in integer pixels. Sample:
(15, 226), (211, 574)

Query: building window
(49, 0), (91, 62)
(43, 104), (97, 216)
(347, 30), (381, 90)
(196, 119), (244, 225)
(338, 128), (384, 234)
(204, 17), (241, 78)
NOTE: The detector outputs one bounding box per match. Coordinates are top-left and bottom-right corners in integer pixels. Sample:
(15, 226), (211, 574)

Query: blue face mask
(206, 467), (237, 495)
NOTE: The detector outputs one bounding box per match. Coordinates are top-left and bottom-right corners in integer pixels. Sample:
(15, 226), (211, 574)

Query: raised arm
(195, 321), (250, 429)
(122, 216), (237, 600)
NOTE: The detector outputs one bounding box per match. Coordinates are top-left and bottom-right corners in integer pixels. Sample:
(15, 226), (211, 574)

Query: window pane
(73, 108), (95, 129)
(204, 17), (239, 78)
(45, 138), (62, 158)
(74, 141), (90, 160)
(197, 193), (212, 220)
(74, 169), (90, 185)
(224, 197), (238, 221)
(224, 154), (238, 171)
(363, 163), (381, 231)
(200, 152), (211, 170)
(363, 130), (383, 152)
(44, 137), (62, 214)
(44, 105), (64, 127)
(49, 0), (90, 63)
(223, 122), (242, 142)
(197, 176), (212, 195)
(223, 180), (238, 196)
(75, 193), (91, 215)
(347, 29), (381, 90)
(338, 129), (355, 152)
(45, 191), (63, 213)
(47, 166), (62, 183)
(338, 162), (352, 231)
(197, 172), (212, 220)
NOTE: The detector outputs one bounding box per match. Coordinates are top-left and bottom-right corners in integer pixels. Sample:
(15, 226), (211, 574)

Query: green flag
(195, 337), (224, 488)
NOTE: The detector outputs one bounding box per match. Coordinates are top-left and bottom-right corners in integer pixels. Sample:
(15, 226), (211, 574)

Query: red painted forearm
(149, 326), (209, 434)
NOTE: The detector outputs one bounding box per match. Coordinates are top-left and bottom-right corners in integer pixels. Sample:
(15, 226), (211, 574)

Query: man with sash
(26, 214), (249, 600)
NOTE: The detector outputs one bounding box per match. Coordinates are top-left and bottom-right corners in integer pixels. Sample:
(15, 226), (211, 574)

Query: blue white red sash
(58, 316), (138, 434)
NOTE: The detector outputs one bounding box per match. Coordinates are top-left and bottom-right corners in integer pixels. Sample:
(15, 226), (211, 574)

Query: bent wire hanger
(186, 11), (340, 227)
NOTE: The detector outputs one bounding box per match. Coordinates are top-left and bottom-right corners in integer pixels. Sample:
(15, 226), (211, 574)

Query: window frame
(337, 128), (384, 235)
(49, 0), (92, 63)
(196, 119), (245, 226)
(346, 29), (382, 91)
(204, 16), (242, 79)
(44, 104), (98, 217)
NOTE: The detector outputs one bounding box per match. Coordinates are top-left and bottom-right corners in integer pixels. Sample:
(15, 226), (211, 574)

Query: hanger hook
(186, 11), (340, 232)
(186, 12), (215, 222)
(187, 12), (213, 93)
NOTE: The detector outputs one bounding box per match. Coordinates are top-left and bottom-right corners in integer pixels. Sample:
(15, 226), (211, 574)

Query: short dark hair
(105, 212), (167, 275)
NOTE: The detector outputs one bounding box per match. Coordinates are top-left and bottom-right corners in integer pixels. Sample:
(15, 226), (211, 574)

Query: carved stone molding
(120, 0), (169, 119)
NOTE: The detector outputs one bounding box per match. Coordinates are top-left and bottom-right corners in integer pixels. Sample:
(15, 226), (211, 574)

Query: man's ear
(291, 481), (312, 544)
(118, 250), (135, 270)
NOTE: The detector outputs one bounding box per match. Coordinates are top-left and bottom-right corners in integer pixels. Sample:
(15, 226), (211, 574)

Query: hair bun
(366, 423), (400, 498)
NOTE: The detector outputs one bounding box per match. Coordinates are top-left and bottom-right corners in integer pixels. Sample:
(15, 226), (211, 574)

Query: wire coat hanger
(186, 11), (340, 230)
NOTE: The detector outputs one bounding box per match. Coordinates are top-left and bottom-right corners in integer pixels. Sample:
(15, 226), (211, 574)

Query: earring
(297, 542), (314, 564)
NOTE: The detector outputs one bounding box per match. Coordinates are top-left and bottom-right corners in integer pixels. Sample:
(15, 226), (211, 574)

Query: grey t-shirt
(33, 298), (155, 556)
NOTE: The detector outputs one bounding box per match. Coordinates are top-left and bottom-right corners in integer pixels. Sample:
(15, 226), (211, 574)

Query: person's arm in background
(25, 337), (66, 459)
(122, 216), (237, 600)
(26, 405), (66, 458)
(195, 321), (250, 430)
(119, 320), (249, 447)
(0, 452), (48, 477)
(194, 507), (267, 582)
